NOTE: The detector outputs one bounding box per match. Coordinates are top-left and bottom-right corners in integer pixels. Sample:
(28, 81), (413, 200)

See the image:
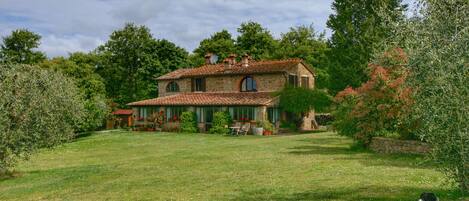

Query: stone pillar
(300, 110), (316, 131)
(257, 106), (267, 121)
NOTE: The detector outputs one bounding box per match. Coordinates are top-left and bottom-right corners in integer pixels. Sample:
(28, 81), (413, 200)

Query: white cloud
(0, 0), (334, 57)
(39, 34), (104, 57)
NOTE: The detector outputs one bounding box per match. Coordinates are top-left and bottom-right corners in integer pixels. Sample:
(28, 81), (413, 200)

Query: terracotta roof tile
(156, 59), (311, 80)
(127, 92), (278, 106)
(112, 109), (133, 115)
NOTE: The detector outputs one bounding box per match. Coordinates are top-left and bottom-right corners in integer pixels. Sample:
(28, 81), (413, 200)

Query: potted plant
(253, 125), (263, 135)
(259, 120), (274, 136)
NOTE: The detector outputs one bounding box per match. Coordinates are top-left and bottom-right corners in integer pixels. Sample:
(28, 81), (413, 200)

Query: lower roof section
(127, 92), (278, 107)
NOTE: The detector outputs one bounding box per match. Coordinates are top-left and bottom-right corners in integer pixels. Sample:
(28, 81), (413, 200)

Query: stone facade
(131, 60), (317, 131)
(369, 137), (431, 154)
(157, 63), (314, 96)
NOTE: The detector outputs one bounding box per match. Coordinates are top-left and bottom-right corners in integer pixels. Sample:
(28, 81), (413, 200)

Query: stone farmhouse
(127, 54), (317, 132)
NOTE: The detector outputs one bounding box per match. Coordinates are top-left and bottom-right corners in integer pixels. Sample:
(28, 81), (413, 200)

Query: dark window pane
(241, 76), (257, 92)
(166, 82), (179, 92)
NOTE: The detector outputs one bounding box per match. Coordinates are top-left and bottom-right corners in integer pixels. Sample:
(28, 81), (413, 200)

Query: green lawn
(0, 131), (465, 201)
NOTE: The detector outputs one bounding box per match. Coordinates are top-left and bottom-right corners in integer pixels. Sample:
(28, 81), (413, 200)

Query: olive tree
(0, 64), (85, 174)
(386, 0), (469, 192)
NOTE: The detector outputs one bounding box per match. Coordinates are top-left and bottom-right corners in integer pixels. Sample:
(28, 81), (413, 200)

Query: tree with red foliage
(333, 48), (414, 146)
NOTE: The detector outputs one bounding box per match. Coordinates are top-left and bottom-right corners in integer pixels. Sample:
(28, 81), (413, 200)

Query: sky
(0, 0), (414, 58)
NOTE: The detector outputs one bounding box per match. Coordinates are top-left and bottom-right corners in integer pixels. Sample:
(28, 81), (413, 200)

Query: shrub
(258, 120), (274, 132)
(148, 111), (165, 129)
(315, 113), (334, 125)
(209, 111), (232, 134)
(333, 48), (414, 146)
(0, 64), (85, 174)
(180, 111), (198, 133)
(278, 87), (332, 128)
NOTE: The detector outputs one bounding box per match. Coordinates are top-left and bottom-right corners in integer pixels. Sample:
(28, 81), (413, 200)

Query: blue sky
(0, 0), (414, 58)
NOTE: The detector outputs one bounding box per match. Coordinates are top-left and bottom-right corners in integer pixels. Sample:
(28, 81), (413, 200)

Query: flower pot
(253, 127), (264, 135)
(263, 130), (272, 136)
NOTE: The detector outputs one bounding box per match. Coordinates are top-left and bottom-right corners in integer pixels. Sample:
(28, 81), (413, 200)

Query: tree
(274, 25), (330, 89)
(278, 87), (332, 128)
(154, 39), (189, 72)
(236, 21), (277, 60)
(327, 0), (406, 94)
(0, 29), (46, 64)
(39, 53), (108, 131)
(193, 30), (236, 63)
(388, 0), (469, 192)
(96, 23), (189, 105)
(0, 64), (85, 174)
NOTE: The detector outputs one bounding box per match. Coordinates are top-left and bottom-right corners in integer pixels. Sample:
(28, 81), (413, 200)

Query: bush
(0, 64), (85, 174)
(209, 111), (232, 134)
(315, 113), (334, 125)
(332, 48), (414, 146)
(280, 121), (297, 131)
(258, 120), (274, 132)
(278, 87), (332, 128)
(180, 111), (198, 133)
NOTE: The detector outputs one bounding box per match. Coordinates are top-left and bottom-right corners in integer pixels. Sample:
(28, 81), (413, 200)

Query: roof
(127, 92), (278, 106)
(157, 59), (313, 80)
(112, 109), (133, 115)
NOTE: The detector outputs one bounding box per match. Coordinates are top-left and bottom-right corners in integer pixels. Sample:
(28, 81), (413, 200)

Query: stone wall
(158, 79), (192, 97)
(370, 137), (430, 154)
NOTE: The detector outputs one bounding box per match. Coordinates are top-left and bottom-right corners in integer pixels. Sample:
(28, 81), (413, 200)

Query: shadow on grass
(227, 186), (466, 201)
(287, 136), (435, 170)
(0, 164), (107, 183)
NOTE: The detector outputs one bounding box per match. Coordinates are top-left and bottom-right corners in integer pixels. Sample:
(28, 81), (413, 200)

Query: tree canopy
(193, 30), (236, 63)
(236, 21), (277, 60)
(0, 64), (85, 173)
(39, 53), (108, 131)
(326, 0), (406, 94)
(390, 0), (469, 192)
(96, 23), (189, 106)
(273, 25), (330, 89)
(0, 29), (46, 64)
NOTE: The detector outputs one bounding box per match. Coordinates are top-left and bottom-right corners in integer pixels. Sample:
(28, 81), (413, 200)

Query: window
(288, 74), (298, 87)
(165, 107), (186, 122)
(240, 76), (257, 92)
(229, 107), (257, 121)
(301, 76), (309, 88)
(268, 107), (280, 124)
(137, 107), (160, 121)
(192, 78), (206, 92)
(166, 81), (179, 92)
(138, 107), (147, 120)
(195, 107), (222, 123)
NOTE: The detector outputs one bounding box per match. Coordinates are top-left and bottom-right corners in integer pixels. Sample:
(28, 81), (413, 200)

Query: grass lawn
(0, 131), (466, 201)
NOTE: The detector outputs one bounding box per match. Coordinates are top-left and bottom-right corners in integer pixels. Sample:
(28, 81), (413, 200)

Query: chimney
(224, 54), (236, 69)
(223, 58), (232, 69)
(204, 53), (212, 65)
(227, 54), (236, 65)
(241, 54), (251, 67)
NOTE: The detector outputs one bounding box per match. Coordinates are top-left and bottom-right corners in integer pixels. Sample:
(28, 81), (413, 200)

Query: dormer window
(166, 81), (179, 92)
(240, 76), (257, 92)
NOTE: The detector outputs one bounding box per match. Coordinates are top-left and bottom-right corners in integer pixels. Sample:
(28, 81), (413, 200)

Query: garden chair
(239, 123), (251, 135)
(230, 122), (242, 135)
